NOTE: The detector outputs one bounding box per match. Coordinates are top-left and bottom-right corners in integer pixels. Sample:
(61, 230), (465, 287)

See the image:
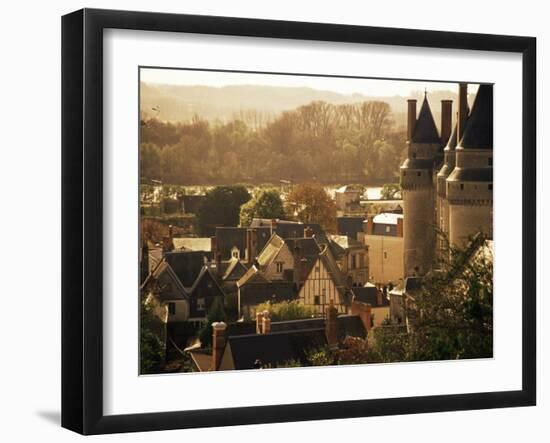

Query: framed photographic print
(61, 8), (536, 435)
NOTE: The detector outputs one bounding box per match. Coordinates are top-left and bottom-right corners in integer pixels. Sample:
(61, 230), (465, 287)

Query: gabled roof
(226, 329), (328, 369)
(329, 235), (363, 256)
(316, 245), (348, 297)
(412, 97), (441, 144)
(143, 259), (188, 300)
(164, 250), (207, 287)
(222, 257), (249, 281)
(185, 266), (225, 297)
(458, 84), (493, 150)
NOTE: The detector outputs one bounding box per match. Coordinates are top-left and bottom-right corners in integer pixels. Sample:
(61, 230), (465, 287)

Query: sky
(140, 67), (480, 97)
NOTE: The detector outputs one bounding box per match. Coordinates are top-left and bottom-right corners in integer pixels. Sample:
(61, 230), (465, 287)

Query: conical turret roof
(411, 96), (441, 144)
(458, 84), (493, 150)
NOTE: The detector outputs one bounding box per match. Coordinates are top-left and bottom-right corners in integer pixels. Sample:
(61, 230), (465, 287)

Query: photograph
(138, 68), (493, 374)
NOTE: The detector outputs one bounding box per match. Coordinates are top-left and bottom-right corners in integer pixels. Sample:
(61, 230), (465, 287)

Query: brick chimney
(458, 83), (468, 141)
(441, 99), (453, 144)
(351, 300), (372, 333)
(326, 299), (339, 349)
(396, 217), (403, 237)
(246, 228), (257, 266)
(407, 99), (417, 142)
(304, 226), (314, 238)
(162, 225), (174, 253)
(366, 216), (374, 235)
(256, 311), (263, 334)
(262, 311), (271, 334)
(211, 321), (227, 371)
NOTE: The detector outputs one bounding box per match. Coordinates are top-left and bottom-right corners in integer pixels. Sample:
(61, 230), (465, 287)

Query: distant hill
(140, 83), (475, 130)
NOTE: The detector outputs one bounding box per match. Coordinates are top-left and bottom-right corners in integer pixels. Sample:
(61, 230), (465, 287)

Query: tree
(197, 186), (251, 236)
(198, 297), (226, 348)
(368, 233), (493, 363)
(140, 300), (166, 374)
(380, 183), (402, 200)
(239, 188), (286, 227)
(286, 183), (337, 233)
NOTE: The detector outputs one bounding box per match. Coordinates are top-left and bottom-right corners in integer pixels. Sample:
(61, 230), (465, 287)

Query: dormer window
(231, 247), (240, 260)
(197, 298), (205, 311)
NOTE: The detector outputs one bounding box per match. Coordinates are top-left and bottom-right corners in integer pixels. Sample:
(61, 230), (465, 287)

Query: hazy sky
(140, 67), (480, 97)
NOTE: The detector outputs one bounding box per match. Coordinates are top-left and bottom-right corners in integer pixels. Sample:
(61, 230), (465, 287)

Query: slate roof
(351, 286), (389, 307)
(215, 226), (272, 261)
(401, 158), (437, 170)
(249, 219), (330, 246)
(411, 97), (441, 144)
(222, 258), (249, 281)
(458, 84), (493, 150)
(444, 123), (458, 151)
(226, 329), (328, 369)
(239, 281), (297, 306)
(164, 250), (207, 287)
(337, 216), (364, 239)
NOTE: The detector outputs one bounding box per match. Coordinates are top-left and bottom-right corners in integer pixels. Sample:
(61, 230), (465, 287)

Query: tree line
(140, 100), (407, 185)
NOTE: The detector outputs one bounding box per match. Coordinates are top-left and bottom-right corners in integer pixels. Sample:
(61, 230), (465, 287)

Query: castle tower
(400, 93), (443, 277)
(446, 84), (493, 248)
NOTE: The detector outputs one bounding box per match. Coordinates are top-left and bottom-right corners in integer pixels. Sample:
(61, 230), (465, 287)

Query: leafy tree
(198, 297), (226, 348)
(239, 188), (286, 227)
(140, 300), (166, 374)
(255, 300), (314, 322)
(368, 233), (493, 363)
(380, 183), (402, 200)
(286, 183), (337, 233)
(197, 186), (251, 236)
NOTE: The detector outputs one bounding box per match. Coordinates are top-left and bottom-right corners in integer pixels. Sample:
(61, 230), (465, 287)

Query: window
(417, 171), (421, 177)
(412, 152), (417, 159)
(488, 157), (493, 166)
(383, 251), (388, 260)
(231, 247), (240, 259)
(276, 262), (284, 273)
(385, 226), (390, 233)
(352, 254), (357, 269)
(488, 184), (493, 191)
(403, 171), (406, 176)
(168, 302), (176, 315)
(460, 183), (464, 190)
(314, 295), (320, 305)
(197, 298), (205, 311)
(315, 265), (320, 273)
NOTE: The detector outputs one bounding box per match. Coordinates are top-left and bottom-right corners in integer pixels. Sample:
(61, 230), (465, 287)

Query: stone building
(400, 83), (493, 277)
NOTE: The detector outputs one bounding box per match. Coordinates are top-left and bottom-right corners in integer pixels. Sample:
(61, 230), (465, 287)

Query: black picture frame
(61, 8), (537, 435)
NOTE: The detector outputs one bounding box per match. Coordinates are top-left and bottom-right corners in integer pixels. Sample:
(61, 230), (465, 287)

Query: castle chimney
(326, 299), (338, 349)
(211, 322), (227, 371)
(256, 311), (263, 334)
(262, 311), (271, 334)
(458, 83), (468, 141)
(304, 226), (314, 238)
(407, 99), (417, 142)
(440, 99), (453, 144)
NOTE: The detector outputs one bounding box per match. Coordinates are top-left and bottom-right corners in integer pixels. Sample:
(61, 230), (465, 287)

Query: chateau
(400, 83), (493, 277)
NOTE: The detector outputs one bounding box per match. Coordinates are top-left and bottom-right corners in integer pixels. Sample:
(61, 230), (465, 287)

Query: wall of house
(363, 234), (404, 285)
(166, 299), (190, 323)
(298, 258), (347, 315)
(262, 244), (294, 281)
(218, 343), (235, 371)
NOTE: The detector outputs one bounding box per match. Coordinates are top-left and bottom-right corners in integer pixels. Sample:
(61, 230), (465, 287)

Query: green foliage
(306, 347), (336, 366)
(239, 188), (286, 227)
(139, 100), (406, 186)
(196, 186), (251, 236)
(198, 297), (226, 348)
(275, 359), (303, 368)
(369, 233), (493, 363)
(255, 300), (315, 322)
(286, 183), (337, 233)
(140, 300), (166, 374)
(380, 183), (402, 200)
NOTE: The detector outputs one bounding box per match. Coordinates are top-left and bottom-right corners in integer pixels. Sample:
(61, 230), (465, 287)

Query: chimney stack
(262, 311), (271, 334)
(256, 311), (264, 334)
(211, 321), (227, 371)
(351, 300), (372, 332)
(376, 288), (383, 307)
(396, 217), (403, 237)
(246, 228), (257, 265)
(407, 99), (417, 142)
(326, 299), (339, 349)
(440, 99), (453, 144)
(458, 83), (468, 142)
